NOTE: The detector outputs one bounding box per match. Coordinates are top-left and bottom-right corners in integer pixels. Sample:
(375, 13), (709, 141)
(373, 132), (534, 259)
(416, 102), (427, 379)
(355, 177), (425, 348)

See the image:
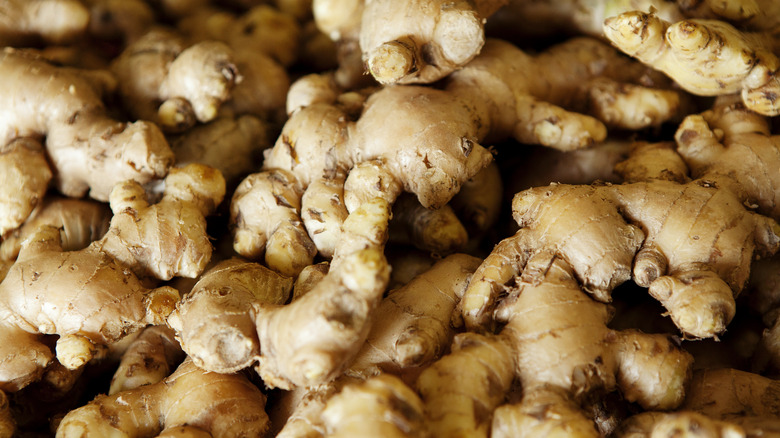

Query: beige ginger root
(0, 197), (111, 262)
(108, 325), (184, 395)
(0, 138), (52, 238)
(111, 28), (239, 133)
(174, 199), (391, 390)
(0, 224), (179, 392)
(0, 0), (89, 46)
(316, 0), (508, 85)
(56, 357), (270, 437)
(0, 48), (174, 202)
(603, 10), (780, 116)
(241, 37), (681, 267)
(424, 248), (693, 437)
(96, 163), (226, 281)
(321, 374), (427, 438)
(462, 166), (780, 338)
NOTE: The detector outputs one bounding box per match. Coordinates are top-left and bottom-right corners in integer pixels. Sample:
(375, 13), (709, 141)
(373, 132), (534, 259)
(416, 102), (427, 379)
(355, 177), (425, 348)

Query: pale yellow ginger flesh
(429, 250), (692, 437)
(0, 48), (174, 202)
(321, 374), (426, 437)
(0, 138), (52, 238)
(0, 225), (179, 392)
(96, 163), (226, 281)
(603, 11), (780, 116)
(462, 178), (780, 338)
(56, 358), (270, 438)
(111, 28), (239, 132)
(0, 0), (89, 46)
(108, 325), (184, 395)
(0, 197), (111, 262)
(169, 258), (293, 374)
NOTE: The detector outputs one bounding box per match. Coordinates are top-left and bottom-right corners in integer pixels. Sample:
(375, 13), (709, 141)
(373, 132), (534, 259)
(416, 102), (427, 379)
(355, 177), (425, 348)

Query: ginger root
(0, 138), (52, 238)
(0, 48), (174, 202)
(604, 10), (780, 116)
(0, 0), (89, 46)
(56, 358), (270, 437)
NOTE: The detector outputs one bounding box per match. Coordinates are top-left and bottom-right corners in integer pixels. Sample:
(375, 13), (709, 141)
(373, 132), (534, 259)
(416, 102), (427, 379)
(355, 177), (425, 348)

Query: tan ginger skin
(274, 253), (480, 437)
(461, 146), (780, 338)
(174, 198), (392, 390)
(314, 0), (508, 85)
(236, 36), (682, 274)
(0, 0), (89, 46)
(0, 197), (111, 262)
(603, 11), (780, 116)
(421, 248), (693, 437)
(0, 48), (174, 202)
(111, 28), (240, 133)
(0, 164), (224, 393)
(614, 368), (780, 437)
(108, 325), (184, 395)
(0, 138), (52, 238)
(55, 358), (270, 438)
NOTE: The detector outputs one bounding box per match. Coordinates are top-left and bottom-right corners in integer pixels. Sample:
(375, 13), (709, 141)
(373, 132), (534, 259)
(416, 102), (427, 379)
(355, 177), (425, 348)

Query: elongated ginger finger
(0, 138), (52, 238)
(302, 173), (349, 259)
(0, 48), (174, 201)
(348, 253), (482, 378)
(56, 358), (270, 438)
(604, 11), (780, 116)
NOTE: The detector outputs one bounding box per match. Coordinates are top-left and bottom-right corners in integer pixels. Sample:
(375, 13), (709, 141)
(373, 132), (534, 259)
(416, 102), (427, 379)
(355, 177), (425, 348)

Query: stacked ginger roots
(5, 0), (780, 436)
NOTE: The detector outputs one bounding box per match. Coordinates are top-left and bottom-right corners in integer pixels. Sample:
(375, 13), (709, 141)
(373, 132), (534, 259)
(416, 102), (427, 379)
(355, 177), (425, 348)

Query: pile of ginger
(4, 0), (780, 436)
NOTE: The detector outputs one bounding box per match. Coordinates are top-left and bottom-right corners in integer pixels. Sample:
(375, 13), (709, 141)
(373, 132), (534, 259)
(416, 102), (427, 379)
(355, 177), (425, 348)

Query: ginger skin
(108, 325), (184, 395)
(603, 11), (780, 116)
(462, 172), (780, 338)
(0, 48), (174, 202)
(56, 358), (270, 438)
(241, 36), (680, 270)
(0, 138), (52, 238)
(0, 0), (89, 46)
(426, 248), (693, 437)
(111, 28), (240, 133)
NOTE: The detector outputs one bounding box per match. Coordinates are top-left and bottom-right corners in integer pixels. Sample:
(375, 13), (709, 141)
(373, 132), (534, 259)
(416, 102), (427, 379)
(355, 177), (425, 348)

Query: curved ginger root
(239, 37), (680, 272)
(56, 358), (270, 437)
(0, 48), (174, 202)
(108, 325), (184, 395)
(603, 11), (780, 116)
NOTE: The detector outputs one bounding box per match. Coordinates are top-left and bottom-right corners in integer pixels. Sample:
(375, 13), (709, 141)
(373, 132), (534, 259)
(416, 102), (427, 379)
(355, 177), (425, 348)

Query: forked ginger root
(56, 358), (270, 437)
(461, 162), (780, 338)
(422, 249), (693, 437)
(111, 28), (239, 132)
